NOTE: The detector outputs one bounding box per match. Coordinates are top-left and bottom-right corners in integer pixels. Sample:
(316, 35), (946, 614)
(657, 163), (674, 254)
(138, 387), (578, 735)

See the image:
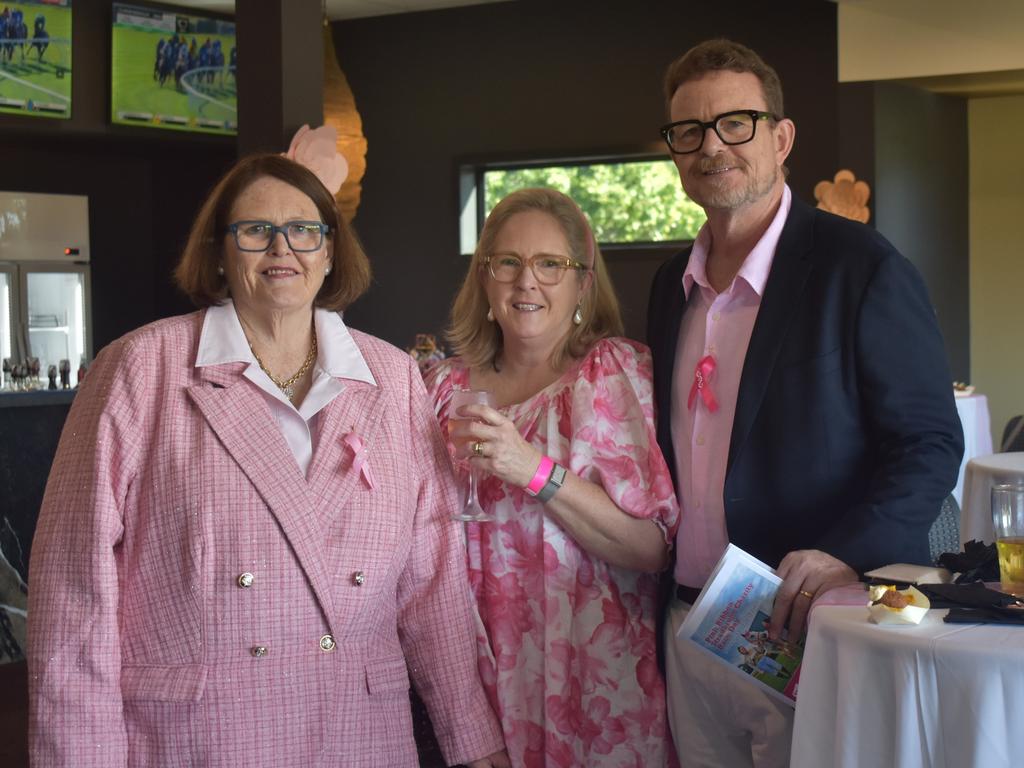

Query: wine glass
(448, 389), (495, 522)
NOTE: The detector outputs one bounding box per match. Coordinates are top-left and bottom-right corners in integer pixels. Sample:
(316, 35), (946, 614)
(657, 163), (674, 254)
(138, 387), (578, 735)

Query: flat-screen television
(0, 0), (72, 120)
(111, 2), (236, 135)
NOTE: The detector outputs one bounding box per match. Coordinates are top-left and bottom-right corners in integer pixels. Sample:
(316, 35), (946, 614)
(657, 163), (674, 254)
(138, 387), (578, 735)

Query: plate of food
(953, 382), (975, 398)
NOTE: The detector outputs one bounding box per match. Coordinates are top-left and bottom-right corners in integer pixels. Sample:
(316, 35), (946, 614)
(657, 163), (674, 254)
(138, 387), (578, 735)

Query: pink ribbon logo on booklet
(343, 431), (374, 489)
(688, 354), (719, 413)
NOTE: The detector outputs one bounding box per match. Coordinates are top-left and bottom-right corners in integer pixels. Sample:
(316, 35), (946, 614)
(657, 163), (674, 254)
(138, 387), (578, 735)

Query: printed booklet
(676, 544), (803, 706)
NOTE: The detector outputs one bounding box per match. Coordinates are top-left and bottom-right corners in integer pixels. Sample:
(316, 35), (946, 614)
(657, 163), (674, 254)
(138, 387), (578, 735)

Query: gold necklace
(249, 332), (318, 402)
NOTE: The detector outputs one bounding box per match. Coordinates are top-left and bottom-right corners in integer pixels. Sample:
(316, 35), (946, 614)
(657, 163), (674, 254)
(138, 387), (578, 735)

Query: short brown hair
(174, 153), (371, 311)
(663, 38), (784, 118)
(447, 187), (623, 370)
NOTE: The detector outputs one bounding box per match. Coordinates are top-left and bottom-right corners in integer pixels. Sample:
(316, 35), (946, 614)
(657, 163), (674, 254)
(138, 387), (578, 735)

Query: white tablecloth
(953, 394), (993, 508)
(792, 604), (1024, 768)
(960, 452), (1024, 546)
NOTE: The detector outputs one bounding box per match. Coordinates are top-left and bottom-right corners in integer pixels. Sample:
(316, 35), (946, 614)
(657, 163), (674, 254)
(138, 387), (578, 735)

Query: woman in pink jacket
(27, 153), (508, 768)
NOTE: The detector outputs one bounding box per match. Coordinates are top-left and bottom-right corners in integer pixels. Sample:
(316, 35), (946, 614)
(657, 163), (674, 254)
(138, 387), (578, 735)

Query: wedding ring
(798, 589), (814, 599)
(472, 441), (485, 457)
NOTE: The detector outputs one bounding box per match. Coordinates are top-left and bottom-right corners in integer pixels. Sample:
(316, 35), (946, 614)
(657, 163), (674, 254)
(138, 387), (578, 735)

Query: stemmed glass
(448, 389), (495, 522)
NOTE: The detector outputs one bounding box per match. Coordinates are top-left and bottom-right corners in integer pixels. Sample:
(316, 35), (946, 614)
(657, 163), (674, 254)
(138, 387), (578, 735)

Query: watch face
(551, 464), (567, 486)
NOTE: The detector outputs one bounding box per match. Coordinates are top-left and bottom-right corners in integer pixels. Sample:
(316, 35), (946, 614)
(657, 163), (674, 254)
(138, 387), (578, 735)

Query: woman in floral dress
(425, 188), (679, 767)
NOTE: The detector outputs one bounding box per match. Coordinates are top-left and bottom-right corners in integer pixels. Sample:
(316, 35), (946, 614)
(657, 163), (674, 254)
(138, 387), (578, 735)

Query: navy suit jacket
(647, 197), (964, 574)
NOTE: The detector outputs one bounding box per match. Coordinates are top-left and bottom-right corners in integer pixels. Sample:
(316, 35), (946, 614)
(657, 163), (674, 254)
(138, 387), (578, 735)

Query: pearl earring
(217, 265), (225, 276)
(572, 304), (583, 326)
(325, 266), (332, 275)
(486, 307), (494, 322)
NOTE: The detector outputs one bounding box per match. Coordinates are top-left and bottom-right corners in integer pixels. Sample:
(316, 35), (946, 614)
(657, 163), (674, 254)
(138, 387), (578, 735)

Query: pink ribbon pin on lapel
(343, 431), (374, 489)
(687, 354), (719, 413)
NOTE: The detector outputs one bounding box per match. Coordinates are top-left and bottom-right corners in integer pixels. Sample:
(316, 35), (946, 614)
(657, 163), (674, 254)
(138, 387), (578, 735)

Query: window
(458, 155), (704, 343)
(460, 157), (705, 253)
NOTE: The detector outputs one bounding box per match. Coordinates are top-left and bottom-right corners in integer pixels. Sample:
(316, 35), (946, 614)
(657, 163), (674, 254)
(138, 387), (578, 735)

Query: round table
(960, 452), (1024, 546)
(953, 394), (993, 508)
(791, 604), (1024, 768)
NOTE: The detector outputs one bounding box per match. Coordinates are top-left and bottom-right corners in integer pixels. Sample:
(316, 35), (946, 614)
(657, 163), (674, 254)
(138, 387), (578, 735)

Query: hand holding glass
(448, 389), (495, 522)
(991, 481), (1024, 596)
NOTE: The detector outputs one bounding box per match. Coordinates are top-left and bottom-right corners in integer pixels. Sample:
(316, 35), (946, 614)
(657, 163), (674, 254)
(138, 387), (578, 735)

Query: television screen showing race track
(111, 2), (236, 135)
(0, 0), (72, 120)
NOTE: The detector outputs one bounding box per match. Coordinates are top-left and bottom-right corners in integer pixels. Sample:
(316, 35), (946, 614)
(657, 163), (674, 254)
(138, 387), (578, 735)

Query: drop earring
(572, 303), (583, 326)
(486, 307), (494, 322)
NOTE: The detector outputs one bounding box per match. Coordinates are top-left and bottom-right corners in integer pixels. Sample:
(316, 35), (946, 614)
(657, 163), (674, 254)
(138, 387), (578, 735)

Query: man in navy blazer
(648, 39), (963, 767)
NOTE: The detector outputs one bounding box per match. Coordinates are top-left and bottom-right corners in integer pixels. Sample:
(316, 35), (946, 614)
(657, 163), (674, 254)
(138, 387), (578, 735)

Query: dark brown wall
(873, 83), (969, 381)
(839, 81), (970, 380)
(333, 0), (841, 346)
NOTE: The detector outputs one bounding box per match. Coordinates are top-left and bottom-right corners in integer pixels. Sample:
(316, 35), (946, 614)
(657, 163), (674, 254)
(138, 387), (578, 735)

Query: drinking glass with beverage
(448, 389), (495, 522)
(991, 481), (1024, 596)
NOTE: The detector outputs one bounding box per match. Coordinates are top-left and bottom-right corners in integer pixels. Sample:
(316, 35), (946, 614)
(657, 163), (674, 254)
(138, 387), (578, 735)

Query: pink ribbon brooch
(343, 431), (374, 489)
(687, 354), (719, 413)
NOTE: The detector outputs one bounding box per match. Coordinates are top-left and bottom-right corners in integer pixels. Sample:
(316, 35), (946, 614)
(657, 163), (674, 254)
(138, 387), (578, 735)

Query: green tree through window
(483, 160), (706, 244)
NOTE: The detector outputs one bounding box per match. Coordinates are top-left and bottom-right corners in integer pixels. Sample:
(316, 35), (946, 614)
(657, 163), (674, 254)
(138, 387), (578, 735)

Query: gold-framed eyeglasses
(227, 220), (330, 252)
(485, 253), (588, 286)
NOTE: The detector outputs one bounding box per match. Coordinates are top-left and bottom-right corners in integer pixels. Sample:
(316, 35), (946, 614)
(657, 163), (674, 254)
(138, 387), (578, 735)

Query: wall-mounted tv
(111, 2), (236, 135)
(0, 0), (72, 120)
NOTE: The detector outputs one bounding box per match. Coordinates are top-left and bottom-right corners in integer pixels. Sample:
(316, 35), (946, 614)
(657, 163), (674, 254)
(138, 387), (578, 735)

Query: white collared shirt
(195, 301), (376, 476)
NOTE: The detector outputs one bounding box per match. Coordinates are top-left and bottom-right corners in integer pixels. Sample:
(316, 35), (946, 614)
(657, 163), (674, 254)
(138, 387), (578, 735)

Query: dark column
(235, 0), (324, 156)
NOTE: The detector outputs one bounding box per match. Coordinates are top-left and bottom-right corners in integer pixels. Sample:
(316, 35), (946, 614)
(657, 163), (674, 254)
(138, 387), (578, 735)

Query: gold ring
(798, 589), (814, 599)
(472, 441), (484, 457)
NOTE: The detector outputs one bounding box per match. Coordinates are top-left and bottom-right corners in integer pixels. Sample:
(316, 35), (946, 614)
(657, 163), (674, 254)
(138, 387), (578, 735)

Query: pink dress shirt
(195, 302), (375, 476)
(672, 185), (792, 587)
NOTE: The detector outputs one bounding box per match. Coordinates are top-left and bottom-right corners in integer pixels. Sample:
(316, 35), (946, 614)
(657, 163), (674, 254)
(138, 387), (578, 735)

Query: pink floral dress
(425, 337), (679, 767)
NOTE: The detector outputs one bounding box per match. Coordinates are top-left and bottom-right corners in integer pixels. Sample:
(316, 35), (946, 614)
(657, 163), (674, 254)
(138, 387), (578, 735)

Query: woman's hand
(449, 403), (541, 489)
(466, 749), (512, 768)
(450, 403), (668, 573)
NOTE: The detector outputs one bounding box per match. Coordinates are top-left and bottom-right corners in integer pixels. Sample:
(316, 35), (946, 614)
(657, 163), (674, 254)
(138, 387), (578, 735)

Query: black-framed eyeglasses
(484, 253), (588, 286)
(226, 220), (330, 252)
(660, 110), (778, 155)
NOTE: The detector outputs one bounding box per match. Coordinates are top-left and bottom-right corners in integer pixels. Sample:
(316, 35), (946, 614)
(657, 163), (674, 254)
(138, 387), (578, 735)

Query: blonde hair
(447, 187), (623, 370)
(175, 153), (371, 311)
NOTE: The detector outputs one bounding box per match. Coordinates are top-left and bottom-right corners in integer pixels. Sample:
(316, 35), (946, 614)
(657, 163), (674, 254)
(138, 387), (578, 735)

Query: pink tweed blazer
(27, 311), (504, 767)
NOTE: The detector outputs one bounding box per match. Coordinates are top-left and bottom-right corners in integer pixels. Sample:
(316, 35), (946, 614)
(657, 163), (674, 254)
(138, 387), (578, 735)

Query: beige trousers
(664, 592), (794, 768)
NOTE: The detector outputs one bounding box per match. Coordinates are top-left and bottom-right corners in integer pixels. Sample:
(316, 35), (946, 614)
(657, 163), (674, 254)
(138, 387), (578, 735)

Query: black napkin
(918, 581), (1016, 609)
(944, 607), (1024, 625)
(938, 540), (1000, 583)
(917, 582), (1024, 625)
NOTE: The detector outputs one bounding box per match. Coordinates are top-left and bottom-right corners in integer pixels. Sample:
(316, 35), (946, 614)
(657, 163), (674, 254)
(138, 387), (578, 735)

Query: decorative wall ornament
(814, 169), (871, 224)
(322, 21), (367, 224)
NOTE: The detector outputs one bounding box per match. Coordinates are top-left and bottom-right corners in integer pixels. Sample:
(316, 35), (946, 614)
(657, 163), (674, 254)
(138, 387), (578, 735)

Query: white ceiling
(171, 0), (510, 22)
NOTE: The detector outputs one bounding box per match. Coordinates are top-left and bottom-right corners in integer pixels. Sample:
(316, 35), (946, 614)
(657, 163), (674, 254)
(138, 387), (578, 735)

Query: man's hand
(466, 750), (512, 768)
(768, 549), (859, 641)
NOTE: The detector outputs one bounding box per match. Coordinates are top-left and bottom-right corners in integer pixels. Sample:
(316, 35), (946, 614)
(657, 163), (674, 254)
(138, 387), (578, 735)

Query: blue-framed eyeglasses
(226, 220), (330, 252)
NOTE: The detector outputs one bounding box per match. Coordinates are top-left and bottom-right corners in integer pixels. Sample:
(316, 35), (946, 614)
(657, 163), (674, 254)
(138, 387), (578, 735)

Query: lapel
(306, 377), (388, 514)
(653, 249), (695, 428)
(187, 364), (338, 626)
(727, 199), (816, 471)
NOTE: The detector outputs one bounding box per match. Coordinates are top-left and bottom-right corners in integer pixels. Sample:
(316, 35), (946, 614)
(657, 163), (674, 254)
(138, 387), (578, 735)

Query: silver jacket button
(319, 634), (337, 652)
(251, 645), (268, 658)
(352, 571), (365, 586)
(237, 572), (254, 588)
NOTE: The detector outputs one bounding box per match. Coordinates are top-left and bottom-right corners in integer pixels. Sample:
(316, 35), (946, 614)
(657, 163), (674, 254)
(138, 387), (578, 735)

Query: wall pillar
(235, 0), (323, 155)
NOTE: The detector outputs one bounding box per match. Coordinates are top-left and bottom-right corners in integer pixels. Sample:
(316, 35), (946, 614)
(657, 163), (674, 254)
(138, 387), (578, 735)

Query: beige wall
(839, 0), (1024, 82)
(969, 94), (1024, 446)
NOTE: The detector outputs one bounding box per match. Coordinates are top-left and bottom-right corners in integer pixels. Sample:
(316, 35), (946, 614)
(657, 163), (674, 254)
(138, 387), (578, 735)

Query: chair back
(928, 495), (961, 565)
(1002, 415), (1024, 452)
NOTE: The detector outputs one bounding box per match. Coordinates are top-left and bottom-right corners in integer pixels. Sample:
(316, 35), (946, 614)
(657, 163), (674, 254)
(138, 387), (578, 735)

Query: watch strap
(535, 463), (567, 503)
